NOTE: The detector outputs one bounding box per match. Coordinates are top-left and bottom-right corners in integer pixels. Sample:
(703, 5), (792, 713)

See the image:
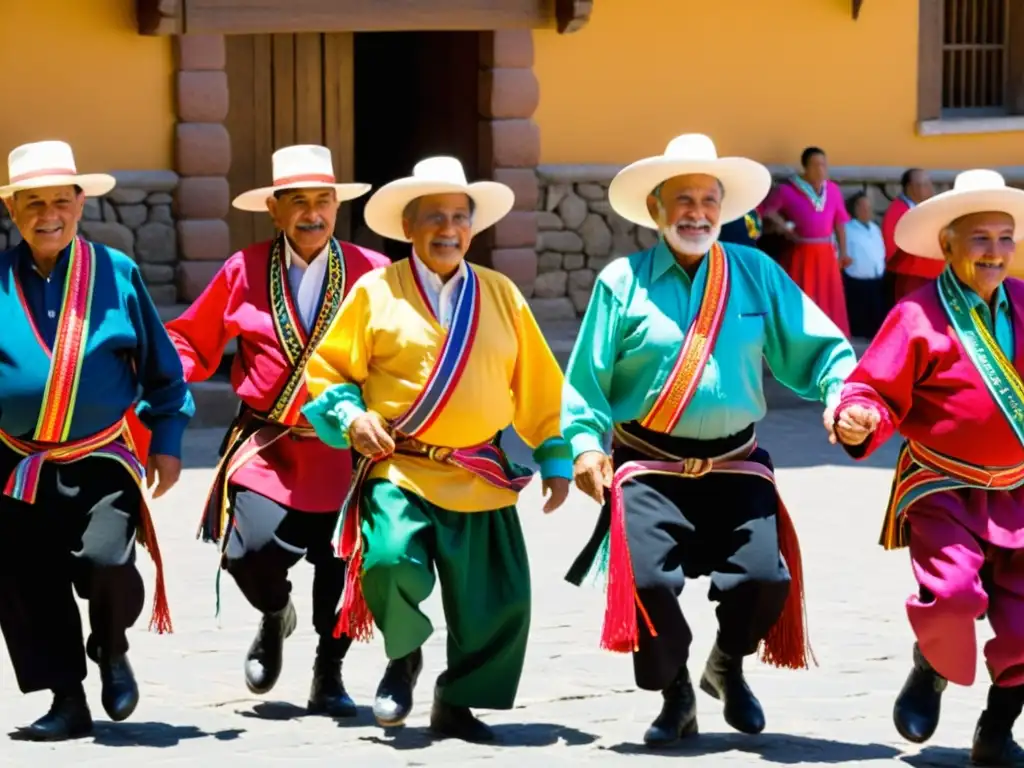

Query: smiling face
(401, 193), (474, 278)
(3, 184), (84, 259)
(941, 211), (1017, 302)
(646, 173), (723, 258)
(266, 187), (339, 260)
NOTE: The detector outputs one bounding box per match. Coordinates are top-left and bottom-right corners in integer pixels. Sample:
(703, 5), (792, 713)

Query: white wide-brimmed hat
(0, 140), (116, 198)
(232, 145), (371, 212)
(895, 169), (1024, 260)
(363, 156), (514, 242)
(608, 133), (772, 230)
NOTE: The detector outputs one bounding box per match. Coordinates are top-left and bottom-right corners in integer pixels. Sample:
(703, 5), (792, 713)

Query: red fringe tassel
(758, 501), (815, 670)
(599, 477), (656, 652)
(139, 505), (173, 634)
(332, 547), (374, 641)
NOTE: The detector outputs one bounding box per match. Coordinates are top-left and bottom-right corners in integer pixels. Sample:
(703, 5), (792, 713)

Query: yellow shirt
(303, 258), (571, 512)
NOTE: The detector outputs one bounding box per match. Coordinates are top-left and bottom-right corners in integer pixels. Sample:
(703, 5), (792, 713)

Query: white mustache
(432, 238), (459, 247)
(296, 221), (326, 231)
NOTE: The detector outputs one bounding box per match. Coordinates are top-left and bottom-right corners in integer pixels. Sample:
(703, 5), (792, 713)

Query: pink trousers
(907, 499), (1024, 687)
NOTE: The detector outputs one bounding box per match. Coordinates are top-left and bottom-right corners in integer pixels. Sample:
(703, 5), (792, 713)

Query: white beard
(662, 222), (721, 256)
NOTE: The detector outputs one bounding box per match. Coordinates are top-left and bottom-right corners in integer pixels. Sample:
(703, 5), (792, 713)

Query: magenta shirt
(759, 179), (850, 240)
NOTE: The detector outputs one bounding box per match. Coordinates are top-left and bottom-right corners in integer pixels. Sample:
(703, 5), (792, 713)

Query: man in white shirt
(165, 145), (391, 717)
(842, 191), (887, 338)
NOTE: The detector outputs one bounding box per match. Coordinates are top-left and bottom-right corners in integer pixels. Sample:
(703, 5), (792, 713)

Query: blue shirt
(562, 239), (858, 458)
(0, 240), (194, 457)
(964, 280), (1014, 357)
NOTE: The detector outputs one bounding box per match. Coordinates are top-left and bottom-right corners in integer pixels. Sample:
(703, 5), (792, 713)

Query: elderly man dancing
(166, 145), (389, 715)
(831, 170), (1024, 766)
(562, 134), (858, 747)
(302, 157), (572, 743)
(0, 141), (193, 739)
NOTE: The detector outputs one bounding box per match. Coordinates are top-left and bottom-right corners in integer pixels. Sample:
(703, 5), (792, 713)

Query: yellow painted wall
(534, 0), (1024, 169)
(0, 0), (174, 171)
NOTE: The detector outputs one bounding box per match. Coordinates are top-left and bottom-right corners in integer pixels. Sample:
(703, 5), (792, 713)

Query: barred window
(941, 0), (1009, 113)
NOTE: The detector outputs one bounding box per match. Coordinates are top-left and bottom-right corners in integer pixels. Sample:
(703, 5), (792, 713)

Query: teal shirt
(561, 240), (858, 458)
(964, 281), (1014, 357)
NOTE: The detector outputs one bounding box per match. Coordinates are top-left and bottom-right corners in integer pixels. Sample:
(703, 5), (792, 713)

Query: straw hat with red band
(232, 145), (371, 212)
(0, 140), (116, 198)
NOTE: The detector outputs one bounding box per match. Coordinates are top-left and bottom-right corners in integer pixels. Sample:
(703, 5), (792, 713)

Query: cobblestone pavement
(0, 408), (998, 766)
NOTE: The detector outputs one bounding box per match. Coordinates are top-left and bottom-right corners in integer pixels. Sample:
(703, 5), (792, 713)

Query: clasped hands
(823, 403), (882, 446)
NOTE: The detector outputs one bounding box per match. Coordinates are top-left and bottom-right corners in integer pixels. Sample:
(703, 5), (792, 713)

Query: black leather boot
(17, 686), (93, 741)
(699, 641), (766, 735)
(970, 684), (1024, 766)
(372, 648), (423, 727)
(893, 642), (947, 744)
(245, 600), (297, 694)
(643, 665), (698, 747)
(84, 633), (139, 722)
(429, 687), (495, 743)
(307, 645), (357, 718)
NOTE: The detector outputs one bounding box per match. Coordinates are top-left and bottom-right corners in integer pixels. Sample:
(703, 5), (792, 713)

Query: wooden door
(225, 33), (355, 254)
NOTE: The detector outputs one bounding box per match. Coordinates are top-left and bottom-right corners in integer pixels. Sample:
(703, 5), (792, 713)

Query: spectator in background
(882, 168), (937, 304)
(842, 192), (886, 339)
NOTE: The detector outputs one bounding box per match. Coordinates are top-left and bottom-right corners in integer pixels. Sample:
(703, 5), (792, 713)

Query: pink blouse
(759, 179), (850, 240)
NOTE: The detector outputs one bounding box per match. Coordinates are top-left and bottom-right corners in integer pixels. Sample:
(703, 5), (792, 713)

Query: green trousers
(360, 479), (531, 710)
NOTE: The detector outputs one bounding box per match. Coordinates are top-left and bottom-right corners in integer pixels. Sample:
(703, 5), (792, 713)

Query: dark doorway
(352, 31), (483, 263)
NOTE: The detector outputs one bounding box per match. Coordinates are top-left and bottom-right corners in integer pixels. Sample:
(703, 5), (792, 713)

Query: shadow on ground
(360, 721), (599, 750)
(604, 731), (902, 763)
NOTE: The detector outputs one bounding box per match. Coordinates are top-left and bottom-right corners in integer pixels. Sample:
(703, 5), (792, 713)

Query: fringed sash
(640, 242), (729, 434)
(3, 237), (171, 632)
(196, 235), (347, 611)
(332, 263), (500, 642)
(592, 425), (814, 670)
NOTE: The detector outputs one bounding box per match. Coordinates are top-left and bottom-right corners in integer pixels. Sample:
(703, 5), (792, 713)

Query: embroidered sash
(640, 242), (730, 434)
(744, 210), (763, 241)
(3, 238), (171, 632)
(790, 176), (827, 213)
(332, 262), (531, 642)
(197, 234), (348, 550)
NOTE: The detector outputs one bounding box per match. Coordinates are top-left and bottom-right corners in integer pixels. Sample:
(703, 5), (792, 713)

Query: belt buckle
(428, 446), (453, 462)
(681, 458), (713, 478)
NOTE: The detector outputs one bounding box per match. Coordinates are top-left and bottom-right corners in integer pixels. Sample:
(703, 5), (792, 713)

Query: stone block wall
(530, 164), (1024, 320)
(0, 170), (180, 304)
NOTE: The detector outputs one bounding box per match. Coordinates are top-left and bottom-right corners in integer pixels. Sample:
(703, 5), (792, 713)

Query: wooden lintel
(556, 0), (593, 33)
(179, 0), (555, 35)
(852, 0), (864, 19)
(137, 0), (183, 35)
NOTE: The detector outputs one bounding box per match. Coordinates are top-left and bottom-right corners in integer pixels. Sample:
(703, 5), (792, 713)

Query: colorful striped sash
(641, 242), (730, 434)
(879, 441), (1024, 550)
(332, 261), (491, 642)
(0, 419), (172, 633)
(579, 424), (813, 670)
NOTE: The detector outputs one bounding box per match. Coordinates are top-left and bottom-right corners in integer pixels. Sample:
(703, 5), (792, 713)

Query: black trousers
(842, 273), (886, 339)
(0, 447), (145, 694)
(224, 488), (351, 657)
(569, 424), (790, 692)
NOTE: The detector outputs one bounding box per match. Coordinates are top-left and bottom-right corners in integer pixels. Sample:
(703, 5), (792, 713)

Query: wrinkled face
(3, 185), (84, 257)
(942, 211), (1017, 301)
(854, 195), (873, 223)
(266, 187), (338, 256)
(646, 173), (722, 257)
(402, 193), (473, 276)
(906, 170), (935, 204)
(804, 152), (828, 186)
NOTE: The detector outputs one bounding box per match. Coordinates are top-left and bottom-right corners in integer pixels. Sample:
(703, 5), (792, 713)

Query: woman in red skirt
(760, 146), (851, 337)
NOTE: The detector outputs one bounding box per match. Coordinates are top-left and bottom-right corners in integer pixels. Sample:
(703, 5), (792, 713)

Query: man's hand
(541, 477), (570, 514)
(830, 404), (881, 446)
(348, 411), (395, 459)
(573, 450), (613, 505)
(146, 454), (181, 499)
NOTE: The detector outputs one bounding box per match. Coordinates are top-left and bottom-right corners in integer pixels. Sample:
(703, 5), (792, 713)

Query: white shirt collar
(283, 236), (331, 271)
(411, 248), (467, 288)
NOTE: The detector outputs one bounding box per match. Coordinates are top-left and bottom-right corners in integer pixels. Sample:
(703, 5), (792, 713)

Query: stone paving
(0, 408), (1000, 767)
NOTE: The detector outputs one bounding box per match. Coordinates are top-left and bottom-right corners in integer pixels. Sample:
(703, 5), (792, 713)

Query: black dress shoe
(970, 685), (1024, 766)
(699, 642), (766, 735)
(17, 688), (93, 742)
(644, 666), (699, 747)
(893, 643), (947, 744)
(372, 648), (423, 727)
(245, 600), (297, 694)
(99, 653), (140, 722)
(429, 692), (495, 743)
(307, 652), (358, 718)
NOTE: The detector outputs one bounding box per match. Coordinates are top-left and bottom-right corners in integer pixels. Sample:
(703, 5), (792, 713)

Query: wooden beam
(137, 0), (183, 35)
(556, 0), (592, 33)
(852, 0), (863, 20)
(181, 0), (555, 35)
